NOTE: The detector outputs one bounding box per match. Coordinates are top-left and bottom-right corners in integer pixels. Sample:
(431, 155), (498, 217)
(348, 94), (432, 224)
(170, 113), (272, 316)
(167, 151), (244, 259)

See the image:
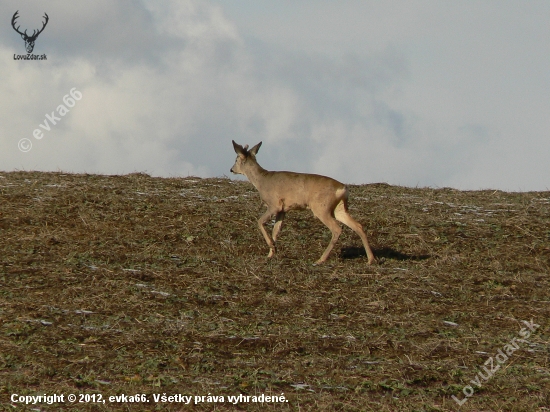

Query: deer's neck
(244, 160), (269, 190)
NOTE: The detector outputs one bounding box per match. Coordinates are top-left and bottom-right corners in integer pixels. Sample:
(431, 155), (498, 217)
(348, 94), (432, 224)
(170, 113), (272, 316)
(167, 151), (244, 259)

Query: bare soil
(0, 171), (549, 411)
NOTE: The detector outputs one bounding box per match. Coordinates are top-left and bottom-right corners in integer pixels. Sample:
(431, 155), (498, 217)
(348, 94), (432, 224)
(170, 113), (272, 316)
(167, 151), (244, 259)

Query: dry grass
(0, 171), (549, 411)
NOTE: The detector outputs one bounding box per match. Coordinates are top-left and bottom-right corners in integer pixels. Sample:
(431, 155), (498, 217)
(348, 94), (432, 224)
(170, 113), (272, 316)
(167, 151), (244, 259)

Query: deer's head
(230, 141), (262, 175)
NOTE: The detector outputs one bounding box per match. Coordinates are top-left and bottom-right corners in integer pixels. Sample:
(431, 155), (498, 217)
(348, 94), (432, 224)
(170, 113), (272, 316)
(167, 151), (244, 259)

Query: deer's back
(259, 171), (346, 212)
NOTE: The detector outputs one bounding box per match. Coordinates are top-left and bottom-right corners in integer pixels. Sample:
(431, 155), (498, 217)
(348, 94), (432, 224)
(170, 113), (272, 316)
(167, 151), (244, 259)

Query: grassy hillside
(0, 171), (549, 411)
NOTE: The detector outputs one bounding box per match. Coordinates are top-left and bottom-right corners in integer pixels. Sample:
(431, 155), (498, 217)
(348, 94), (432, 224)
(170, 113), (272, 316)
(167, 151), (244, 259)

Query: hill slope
(1, 171), (549, 411)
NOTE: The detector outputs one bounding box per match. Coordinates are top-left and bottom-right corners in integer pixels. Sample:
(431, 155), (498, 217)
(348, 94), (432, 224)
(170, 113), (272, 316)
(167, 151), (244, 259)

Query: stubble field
(0, 171), (549, 411)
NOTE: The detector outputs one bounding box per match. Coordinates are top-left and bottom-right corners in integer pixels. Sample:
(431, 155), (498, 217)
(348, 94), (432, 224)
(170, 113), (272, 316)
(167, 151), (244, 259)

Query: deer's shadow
(340, 246), (430, 262)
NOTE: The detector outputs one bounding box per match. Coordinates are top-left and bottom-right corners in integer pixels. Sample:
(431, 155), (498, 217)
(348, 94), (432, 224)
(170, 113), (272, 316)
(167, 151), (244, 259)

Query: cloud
(2, 0), (407, 179)
(2, 0), (247, 175)
(1, 0), (549, 190)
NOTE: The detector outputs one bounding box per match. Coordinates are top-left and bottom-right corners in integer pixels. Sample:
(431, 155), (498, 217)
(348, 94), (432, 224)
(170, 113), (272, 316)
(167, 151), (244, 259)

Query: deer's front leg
(258, 209), (277, 258)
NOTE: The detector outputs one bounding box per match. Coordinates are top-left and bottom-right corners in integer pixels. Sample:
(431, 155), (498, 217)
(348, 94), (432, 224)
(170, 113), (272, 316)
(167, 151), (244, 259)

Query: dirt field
(0, 171), (549, 411)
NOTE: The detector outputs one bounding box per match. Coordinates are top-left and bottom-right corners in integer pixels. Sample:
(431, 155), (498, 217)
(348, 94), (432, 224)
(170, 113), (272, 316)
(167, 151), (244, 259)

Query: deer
(230, 140), (376, 264)
(11, 11), (49, 54)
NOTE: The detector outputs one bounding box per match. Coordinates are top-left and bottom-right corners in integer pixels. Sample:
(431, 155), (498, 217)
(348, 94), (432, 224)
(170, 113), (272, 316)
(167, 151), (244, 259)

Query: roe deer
(230, 140), (376, 264)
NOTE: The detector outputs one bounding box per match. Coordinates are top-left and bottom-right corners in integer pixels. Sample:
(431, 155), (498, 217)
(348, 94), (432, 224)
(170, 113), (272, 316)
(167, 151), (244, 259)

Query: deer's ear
(232, 140), (245, 155)
(249, 142), (262, 156)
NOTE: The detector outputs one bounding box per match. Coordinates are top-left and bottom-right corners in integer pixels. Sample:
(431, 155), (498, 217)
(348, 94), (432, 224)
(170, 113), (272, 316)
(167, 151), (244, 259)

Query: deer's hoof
(367, 256), (378, 265)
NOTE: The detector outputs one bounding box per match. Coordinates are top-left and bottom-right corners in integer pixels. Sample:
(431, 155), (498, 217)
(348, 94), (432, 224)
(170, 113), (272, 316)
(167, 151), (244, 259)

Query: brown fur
(230, 140), (375, 264)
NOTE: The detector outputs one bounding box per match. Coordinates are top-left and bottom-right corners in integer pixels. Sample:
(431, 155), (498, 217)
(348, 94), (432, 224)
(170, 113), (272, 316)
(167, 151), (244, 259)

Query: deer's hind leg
(334, 201), (376, 264)
(311, 207), (342, 264)
(272, 211), (285, 242)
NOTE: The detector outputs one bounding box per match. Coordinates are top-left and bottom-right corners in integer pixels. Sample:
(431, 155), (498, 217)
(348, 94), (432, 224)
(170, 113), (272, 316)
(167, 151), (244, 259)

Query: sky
(1, 0), (549, 191)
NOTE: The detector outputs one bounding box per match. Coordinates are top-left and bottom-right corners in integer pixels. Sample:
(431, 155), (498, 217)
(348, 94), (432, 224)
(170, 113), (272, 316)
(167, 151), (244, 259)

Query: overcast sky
(1, 1), (549, 190)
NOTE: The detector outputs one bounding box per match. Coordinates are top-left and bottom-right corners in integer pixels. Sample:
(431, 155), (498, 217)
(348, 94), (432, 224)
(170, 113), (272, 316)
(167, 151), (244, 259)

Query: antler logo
(11, 10), (49, 54)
